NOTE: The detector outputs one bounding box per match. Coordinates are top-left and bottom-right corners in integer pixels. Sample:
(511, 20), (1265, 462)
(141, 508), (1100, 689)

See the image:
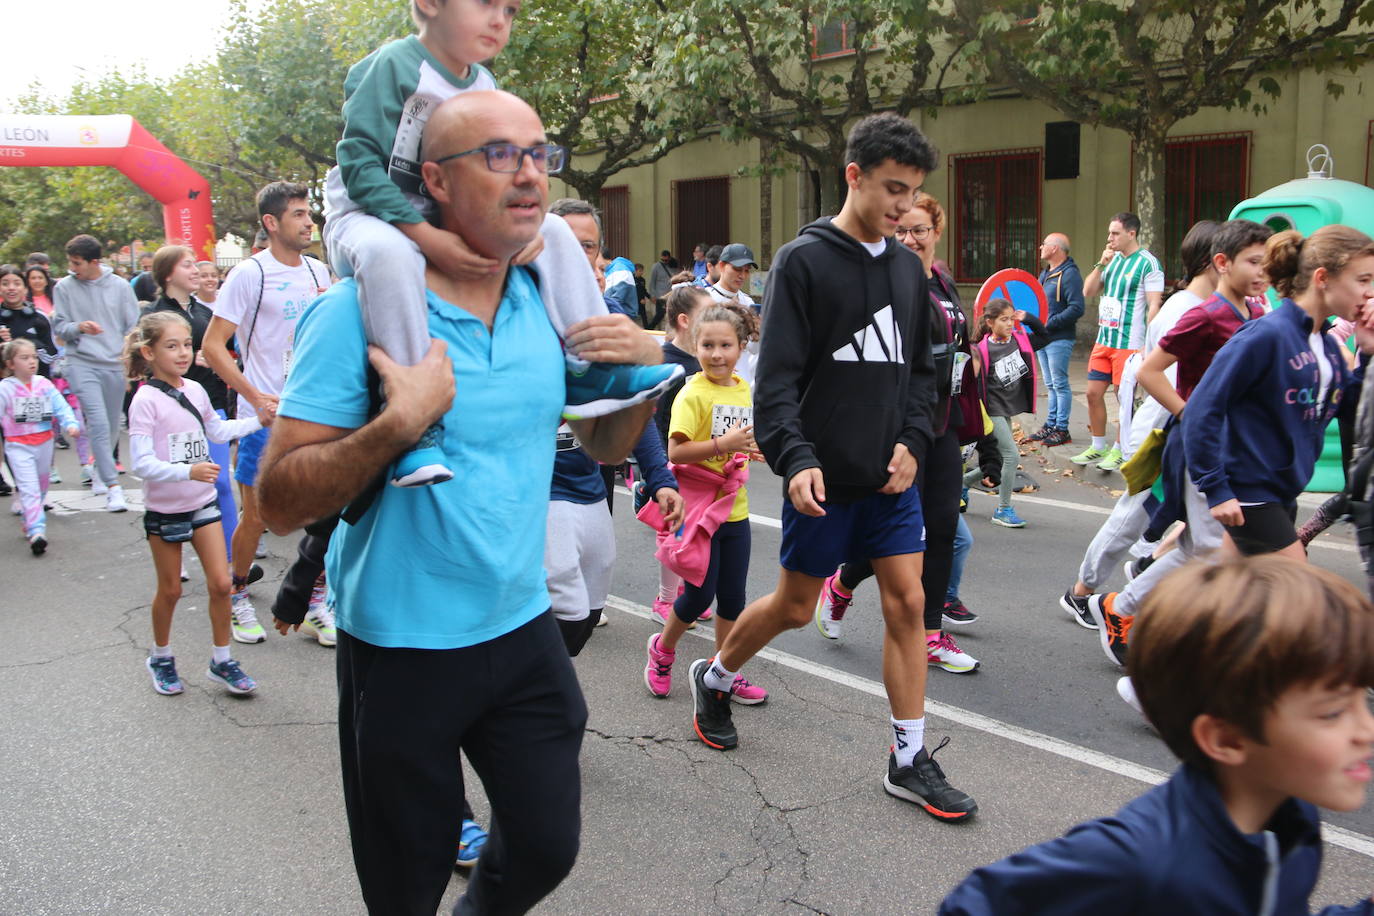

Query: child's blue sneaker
(207, 657), (257, 695)
(146, 655), (184, 695)
(562, 358), (683, 420)
(991, 506), (1026, 528)
(455, 818), (488, 868)
(391, 423), (453, 488)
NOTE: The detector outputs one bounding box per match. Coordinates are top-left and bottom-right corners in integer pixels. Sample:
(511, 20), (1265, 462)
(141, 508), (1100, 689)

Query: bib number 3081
(168, 431), (209, 465)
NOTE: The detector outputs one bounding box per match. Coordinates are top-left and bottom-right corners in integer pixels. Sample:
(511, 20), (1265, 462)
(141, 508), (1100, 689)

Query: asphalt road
(2, 432), (1371, 914)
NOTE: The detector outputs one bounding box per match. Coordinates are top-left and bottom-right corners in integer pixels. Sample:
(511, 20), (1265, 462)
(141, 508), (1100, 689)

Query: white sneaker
(927, 631), (981, 674)
(230, 590), (267, 644)
(106, 485), (128, 513)
(81, 464), (93, 485)
(301, 578), (337, 647)
(50, 466), (62, 484)
(1117, 676), (1143, 714)
(9, 500), (18, 516)
(91, 476), (109, 496)
(255, 537), (268, 559)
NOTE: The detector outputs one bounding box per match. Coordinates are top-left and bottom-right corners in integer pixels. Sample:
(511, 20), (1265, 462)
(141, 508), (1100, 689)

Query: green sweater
(324, 36), (496, 226)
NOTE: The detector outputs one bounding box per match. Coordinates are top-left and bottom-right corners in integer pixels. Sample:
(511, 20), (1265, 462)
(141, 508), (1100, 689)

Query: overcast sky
(1, 0), (241, 106)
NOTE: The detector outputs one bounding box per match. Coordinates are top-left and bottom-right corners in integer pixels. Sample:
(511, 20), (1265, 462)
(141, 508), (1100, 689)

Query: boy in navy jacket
(941, 556), (1374, 915)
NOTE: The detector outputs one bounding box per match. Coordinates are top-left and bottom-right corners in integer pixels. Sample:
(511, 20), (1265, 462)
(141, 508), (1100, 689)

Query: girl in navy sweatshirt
(1184, 225), (1374, 557)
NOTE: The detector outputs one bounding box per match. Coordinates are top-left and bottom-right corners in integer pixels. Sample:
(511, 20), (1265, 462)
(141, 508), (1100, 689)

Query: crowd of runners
(4, 0), (1374, 912)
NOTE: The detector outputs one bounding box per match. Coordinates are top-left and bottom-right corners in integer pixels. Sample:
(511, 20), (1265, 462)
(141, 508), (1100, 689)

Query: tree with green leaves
(496, 0), (708, 208)
(654, 0), (969, 218)
(945, 0), (1374, 249)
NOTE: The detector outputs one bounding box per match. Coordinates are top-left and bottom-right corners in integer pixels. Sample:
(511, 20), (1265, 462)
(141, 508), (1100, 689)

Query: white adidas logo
(832, 305), (904, 363)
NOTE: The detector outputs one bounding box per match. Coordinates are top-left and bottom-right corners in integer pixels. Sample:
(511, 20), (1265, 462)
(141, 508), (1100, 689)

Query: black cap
(719, 243), (757, 268)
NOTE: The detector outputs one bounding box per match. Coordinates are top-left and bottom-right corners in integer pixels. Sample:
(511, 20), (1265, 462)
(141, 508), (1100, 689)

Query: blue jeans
(946, 515), (973, 602)
(1037, 338), (1074, 429)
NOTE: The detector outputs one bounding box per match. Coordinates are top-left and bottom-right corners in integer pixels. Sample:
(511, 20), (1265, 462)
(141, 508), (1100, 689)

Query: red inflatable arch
(0, 114), (215, 258)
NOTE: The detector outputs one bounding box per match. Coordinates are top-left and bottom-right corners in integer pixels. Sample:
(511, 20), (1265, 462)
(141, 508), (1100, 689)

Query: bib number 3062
(168, 431), (209, 465)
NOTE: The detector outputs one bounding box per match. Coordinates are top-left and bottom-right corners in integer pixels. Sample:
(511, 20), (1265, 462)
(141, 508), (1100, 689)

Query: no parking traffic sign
(973, 269), (1048, 327)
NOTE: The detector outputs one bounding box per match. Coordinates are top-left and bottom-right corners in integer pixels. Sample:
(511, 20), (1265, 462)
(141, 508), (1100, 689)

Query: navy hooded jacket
(941, 764), (1371, 915)
(1184, 302), (1352, 508)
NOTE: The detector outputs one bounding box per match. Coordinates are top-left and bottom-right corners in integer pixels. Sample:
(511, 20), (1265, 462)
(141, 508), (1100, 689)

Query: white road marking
(619, 484), (1357, 553)
(44, 488), (145, 515)
(604, 594), (1374, 859)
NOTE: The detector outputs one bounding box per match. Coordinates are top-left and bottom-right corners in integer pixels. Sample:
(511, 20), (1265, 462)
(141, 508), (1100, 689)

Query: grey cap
(719, 243), (757, 268)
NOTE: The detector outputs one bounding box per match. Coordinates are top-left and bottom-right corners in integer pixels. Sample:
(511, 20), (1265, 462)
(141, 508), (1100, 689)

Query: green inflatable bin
(1227, 146), (1374, 493)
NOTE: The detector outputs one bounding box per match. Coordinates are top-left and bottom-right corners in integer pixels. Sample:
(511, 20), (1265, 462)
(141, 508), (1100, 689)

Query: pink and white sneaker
(731, 674), (768, 705)
(652, 595), (695, 629)
(644, 633), (675, 697)
(814, 570), (852, 640)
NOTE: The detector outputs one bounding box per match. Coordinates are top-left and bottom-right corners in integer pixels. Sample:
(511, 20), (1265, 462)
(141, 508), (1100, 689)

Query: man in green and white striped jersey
(1072, 212), (1164, 471)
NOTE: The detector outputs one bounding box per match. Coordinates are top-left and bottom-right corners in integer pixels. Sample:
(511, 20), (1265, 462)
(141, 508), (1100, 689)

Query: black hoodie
(754, 218), (936, 503)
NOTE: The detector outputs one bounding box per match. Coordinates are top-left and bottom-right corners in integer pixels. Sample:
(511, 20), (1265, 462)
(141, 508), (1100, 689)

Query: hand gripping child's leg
(328, 210), (452, 487)
(534, 212), (682, 418)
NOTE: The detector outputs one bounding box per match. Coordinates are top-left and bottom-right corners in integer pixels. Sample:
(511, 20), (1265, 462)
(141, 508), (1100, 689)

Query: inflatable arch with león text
(0, 114), (214, 258)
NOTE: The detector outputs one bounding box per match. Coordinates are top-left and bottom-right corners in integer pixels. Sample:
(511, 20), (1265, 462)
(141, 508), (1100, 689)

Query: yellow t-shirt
(669, 372), (753, 522)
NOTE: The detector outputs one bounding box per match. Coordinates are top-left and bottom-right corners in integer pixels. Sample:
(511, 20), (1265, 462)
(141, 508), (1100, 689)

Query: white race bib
(1098, 296), (1123, 328)
(993, 350), (1028, 388)
(13, 395), (48, 424)
(710, 404), (753, 438)
(951, 352), (970, 395)
(167, 430), (209, 465)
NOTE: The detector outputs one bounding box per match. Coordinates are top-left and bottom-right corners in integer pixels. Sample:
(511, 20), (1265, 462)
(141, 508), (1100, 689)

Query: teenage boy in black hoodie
(688, 113), (977, 822)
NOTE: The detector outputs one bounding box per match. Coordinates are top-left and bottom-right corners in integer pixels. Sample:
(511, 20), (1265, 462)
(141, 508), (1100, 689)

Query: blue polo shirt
(279, 270), (564, 649)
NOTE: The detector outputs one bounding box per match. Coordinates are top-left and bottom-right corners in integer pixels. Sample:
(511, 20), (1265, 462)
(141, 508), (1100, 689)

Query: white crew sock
(152, 644), (173, 659)
(212, 644), (232, 665)
(703, 658), (737, 692)
(891, 716), (926, 769)
(1091, 435), (1106, 451)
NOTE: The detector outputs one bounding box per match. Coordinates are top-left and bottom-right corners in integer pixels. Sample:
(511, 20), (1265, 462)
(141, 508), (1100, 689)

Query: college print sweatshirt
(1184, 301), (1352, 508)
(754, 217), (936, 503)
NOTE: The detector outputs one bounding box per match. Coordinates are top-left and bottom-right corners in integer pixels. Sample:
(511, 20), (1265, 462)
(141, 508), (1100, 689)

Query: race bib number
(710, 404), (752, 438)
(555, 422), (581, 452)
(951, 352), (970, 395)
(13, 395), (48, 424)
(993, 351), (1028, 388)
(281, 348), (294, 380)
(1098, 296), (1123, 329)
(167, 430), (209, 465)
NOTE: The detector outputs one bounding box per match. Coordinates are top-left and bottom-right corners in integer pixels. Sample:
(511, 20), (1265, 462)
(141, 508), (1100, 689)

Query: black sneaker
(0, 478), (10, 497)
(1059, 588), (1097, 630)
(1028, 425), (1051, 441)
(884, 737), (977, 822)
(941, 599), (978, 627)
(1123, 555), (1155, 582)
(1044, 427), (1072, 446)
(246, 563), (266, 586)
(1088, 593), (1131, 667)
(690, 659), (737, 750)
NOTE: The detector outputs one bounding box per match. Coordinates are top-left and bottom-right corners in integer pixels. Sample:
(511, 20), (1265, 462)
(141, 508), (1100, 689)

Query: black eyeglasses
(895, 226), (934, 239)
(431, 143), (567, 174)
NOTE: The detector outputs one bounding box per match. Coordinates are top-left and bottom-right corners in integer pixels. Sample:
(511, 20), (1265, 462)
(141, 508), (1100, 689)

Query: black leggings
(338, 612), (585, 916)
(675, 519), (751, 624)
(838, 429), (962, 631)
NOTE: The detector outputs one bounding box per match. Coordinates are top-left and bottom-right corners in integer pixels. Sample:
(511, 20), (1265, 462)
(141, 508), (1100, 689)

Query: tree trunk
(1132, 121), (1170, 254)
(561, 172), (602, 210)
(759, 140), (773, 267)
(818, 151), (846, 217)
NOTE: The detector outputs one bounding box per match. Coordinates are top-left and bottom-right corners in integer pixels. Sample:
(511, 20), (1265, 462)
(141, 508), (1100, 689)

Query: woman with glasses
(816, 194), (985, 674)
